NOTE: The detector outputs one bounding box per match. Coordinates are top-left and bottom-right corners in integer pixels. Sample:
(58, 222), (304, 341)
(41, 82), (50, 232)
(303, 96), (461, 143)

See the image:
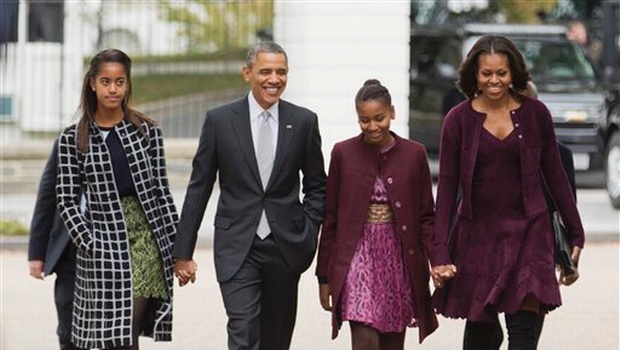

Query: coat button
(387, 177), (393, 184)
(402, 225), (407, 231)
(408, 249), (415, 255)
(395, 201), (401, 208)
(514, 123), (520, 127)
(518, 135), (523, 139)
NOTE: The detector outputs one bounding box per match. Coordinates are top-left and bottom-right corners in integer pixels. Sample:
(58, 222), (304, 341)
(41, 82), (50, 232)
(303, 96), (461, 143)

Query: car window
(410, 35), (436, 78)
(514, 40), (596, 81)
(411, 35), (461, 79)
(463, 36), (597, 82)
(435, 38), (461, 78)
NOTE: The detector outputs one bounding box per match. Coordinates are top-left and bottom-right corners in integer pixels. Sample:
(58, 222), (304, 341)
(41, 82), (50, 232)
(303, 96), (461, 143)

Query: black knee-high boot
(505, 310), (539, 350)
(463, 320), (497, 350)
(534, 313), (545, 347)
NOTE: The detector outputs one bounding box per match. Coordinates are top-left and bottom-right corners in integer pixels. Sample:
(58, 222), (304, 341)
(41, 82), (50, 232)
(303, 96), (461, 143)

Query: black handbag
(551, 210), (576, 275)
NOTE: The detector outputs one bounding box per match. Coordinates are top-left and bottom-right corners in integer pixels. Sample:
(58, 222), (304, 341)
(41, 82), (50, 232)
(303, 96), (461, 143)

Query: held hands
(431, 264), (458, 289)
(28, 260), (45, 280)
(174, 259), (198, 287)
(319, 284), (332, 312)
(559, 246), (582, 286)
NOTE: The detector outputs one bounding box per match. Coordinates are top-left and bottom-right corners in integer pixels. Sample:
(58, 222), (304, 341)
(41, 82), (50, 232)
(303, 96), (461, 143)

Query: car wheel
(606, 132), (620, 209)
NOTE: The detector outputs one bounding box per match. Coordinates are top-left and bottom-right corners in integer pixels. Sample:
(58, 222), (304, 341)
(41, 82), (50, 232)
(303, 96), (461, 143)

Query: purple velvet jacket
(315, 133), (437, 343)
(431, 97), (586, 267)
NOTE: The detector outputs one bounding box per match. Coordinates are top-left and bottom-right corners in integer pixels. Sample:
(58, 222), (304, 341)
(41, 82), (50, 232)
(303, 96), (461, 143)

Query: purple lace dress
(433, 129), (561, 322)
(340, 176), (416, 333)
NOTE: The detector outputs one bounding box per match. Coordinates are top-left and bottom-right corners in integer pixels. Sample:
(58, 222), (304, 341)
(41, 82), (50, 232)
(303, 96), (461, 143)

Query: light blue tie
(256, 111), (273, 239)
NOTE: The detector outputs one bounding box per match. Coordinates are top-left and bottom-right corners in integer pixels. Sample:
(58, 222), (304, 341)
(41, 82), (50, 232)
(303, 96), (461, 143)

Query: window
(28, 0), (64, 43)
(0, 0), (18, 43)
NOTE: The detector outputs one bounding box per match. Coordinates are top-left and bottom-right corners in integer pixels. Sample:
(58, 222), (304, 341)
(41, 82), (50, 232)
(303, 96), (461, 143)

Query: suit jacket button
(394, 201), (401, 208)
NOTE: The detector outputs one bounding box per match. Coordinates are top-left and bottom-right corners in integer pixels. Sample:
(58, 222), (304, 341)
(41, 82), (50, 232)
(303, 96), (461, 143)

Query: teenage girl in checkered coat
(56, 49), (179, 350)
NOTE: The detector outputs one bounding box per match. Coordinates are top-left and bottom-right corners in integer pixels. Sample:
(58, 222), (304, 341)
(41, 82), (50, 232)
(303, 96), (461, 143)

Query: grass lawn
(132, 72), (247, 104)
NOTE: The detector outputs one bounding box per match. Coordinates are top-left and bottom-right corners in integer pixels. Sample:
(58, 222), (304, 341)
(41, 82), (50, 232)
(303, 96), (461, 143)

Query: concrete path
(1, 139), (618, 349)
(1, 242), (618, 350)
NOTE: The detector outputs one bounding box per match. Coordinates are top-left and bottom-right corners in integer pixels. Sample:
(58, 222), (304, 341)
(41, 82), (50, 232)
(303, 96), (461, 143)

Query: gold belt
(366, 204), (394, 223)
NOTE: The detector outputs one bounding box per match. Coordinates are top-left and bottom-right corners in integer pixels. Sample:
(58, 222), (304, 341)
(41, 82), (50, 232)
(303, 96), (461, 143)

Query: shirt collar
(248, 93), (279, 123)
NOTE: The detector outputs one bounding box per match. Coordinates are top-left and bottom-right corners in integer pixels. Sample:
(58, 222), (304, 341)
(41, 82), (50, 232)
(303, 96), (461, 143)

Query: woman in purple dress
(430, 35), (585, 350)
(315, 79), (437, 349)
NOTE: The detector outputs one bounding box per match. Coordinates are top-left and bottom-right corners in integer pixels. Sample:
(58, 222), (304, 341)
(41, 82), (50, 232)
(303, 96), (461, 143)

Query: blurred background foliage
(157, 0), (273, 54)
(125, 0), (273, 104)
(125, 0), (605, 104)
(0, 218), (28, 236)
(411, 0), (603, 25)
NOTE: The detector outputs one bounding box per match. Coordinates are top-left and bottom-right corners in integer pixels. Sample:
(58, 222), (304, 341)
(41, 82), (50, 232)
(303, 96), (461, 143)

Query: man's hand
(174, 259), (198, 287)
(29, 260), (45, 280)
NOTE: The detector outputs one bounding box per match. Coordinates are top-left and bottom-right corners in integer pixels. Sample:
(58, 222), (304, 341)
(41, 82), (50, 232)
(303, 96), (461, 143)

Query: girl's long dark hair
(77, 48), (154, 153)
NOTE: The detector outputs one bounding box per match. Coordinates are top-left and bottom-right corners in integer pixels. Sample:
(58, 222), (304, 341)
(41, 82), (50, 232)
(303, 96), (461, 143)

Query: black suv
(606, 87), (620, 208)
(409, 23), (620, 207)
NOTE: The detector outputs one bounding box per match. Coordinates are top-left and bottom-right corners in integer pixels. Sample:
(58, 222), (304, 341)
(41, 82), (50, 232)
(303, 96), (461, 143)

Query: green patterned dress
(121, 196), (167, 299)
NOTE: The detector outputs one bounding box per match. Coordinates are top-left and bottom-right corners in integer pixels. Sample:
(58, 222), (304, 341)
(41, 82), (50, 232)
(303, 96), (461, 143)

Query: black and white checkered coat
(56, 120), (178, 349)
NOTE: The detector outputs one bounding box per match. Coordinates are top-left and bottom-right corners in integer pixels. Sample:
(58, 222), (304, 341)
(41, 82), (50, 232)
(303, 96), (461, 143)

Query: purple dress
(433, 129), (561, 322)
(340, 176), (416, 333)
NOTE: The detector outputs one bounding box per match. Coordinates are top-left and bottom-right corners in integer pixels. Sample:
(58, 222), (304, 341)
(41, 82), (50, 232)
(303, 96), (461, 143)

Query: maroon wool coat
(315, 133), (438, 343)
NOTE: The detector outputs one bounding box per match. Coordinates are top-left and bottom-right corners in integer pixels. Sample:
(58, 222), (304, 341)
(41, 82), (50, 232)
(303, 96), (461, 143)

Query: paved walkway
(1, 242), (618, 350)
(1, 140), (619, 349)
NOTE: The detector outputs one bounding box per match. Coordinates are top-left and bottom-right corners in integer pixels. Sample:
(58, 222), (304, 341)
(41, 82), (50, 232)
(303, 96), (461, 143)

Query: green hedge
(0, 218), (28, 236)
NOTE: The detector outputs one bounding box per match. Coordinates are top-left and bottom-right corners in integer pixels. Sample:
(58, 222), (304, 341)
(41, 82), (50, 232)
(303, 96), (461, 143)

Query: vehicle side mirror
(437, 63), (456, 78)
(417, 55), (434, 75)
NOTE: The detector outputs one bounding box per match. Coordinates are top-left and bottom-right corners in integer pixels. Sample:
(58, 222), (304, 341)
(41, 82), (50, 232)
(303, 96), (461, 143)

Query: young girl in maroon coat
(315, 79), (437, 349)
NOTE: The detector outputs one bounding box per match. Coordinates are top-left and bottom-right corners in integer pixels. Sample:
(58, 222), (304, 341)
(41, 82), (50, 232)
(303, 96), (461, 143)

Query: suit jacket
(28, 138), (71, 276)
(432, 97), (585, 267)
(557, 142), (576, 198)
(57, 120), (178, 349)
(315, 133), (437, 343)
(173, 96), (327, 282)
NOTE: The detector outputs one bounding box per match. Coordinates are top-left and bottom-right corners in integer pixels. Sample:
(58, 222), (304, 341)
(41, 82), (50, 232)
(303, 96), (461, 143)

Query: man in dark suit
(173, 41), (327, 350)
(28, 139), (85, 350)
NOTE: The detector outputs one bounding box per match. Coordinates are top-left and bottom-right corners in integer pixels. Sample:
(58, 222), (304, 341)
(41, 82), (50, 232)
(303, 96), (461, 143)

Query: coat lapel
(229, 99), (263, 187)
(270, 102), (294, 190)
(116, 120), (148, 198)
